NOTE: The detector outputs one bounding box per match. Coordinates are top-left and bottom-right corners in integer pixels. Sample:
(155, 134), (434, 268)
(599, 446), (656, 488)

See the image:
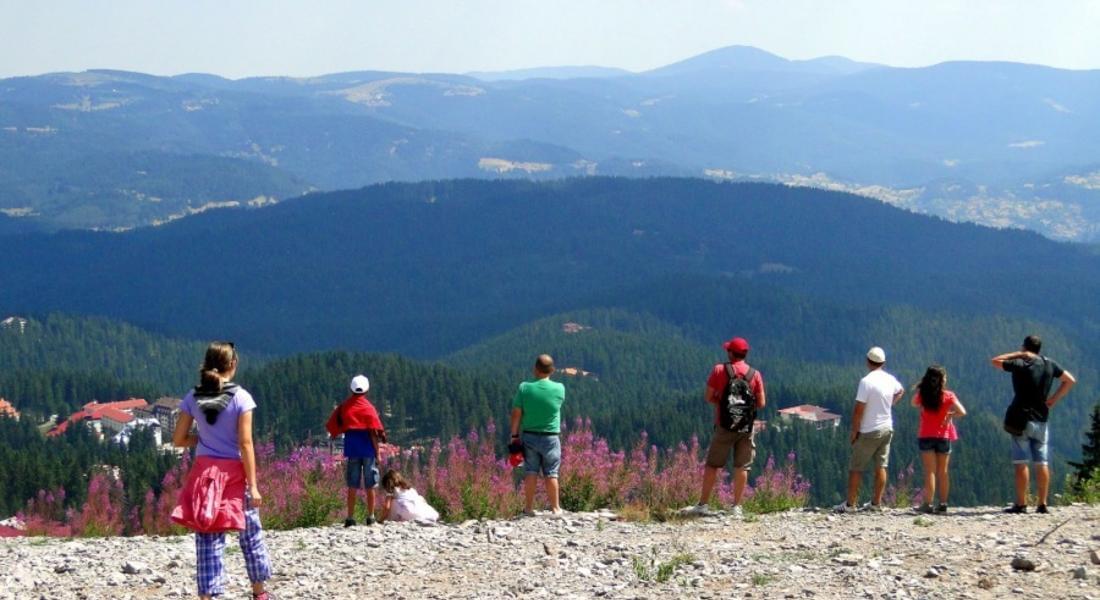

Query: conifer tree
(1069, 403), (1100, 488)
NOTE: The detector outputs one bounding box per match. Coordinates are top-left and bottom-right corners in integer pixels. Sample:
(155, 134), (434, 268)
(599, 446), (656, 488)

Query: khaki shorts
(705, 427), (756, 470)
(850, 428), (893, 472)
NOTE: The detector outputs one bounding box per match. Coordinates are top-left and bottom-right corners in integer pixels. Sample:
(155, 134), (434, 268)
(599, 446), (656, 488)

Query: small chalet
(778, 404), (842, 429)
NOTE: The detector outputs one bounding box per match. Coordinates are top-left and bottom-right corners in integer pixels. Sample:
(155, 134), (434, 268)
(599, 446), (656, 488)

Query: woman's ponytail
(198, 341), (237, 392)
(200, 367), (223, 393)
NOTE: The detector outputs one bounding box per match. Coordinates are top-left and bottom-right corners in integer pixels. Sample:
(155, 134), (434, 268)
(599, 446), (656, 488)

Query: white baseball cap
(349, 375), (370, 394)
(866, 347), (886, 364)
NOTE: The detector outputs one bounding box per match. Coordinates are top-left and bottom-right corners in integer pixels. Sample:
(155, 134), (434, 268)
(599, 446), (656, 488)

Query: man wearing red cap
(686, 337), (766, 518)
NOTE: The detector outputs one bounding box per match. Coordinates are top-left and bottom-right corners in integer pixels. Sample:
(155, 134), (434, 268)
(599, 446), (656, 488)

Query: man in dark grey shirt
(991, 335), (1076, 514)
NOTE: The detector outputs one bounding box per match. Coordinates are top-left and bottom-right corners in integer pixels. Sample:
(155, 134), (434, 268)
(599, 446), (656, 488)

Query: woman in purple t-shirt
(171, 342), (273, 600)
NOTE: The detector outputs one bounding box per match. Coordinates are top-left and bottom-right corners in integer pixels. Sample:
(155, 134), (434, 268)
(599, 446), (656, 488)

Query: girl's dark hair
(199, 341), (237, 392)
(381, 469), (409, 494)
(917, 365), (947, 412)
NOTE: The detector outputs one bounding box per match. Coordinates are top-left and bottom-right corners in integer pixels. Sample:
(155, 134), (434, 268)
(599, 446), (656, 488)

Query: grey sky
(2, 0), (1098, 78)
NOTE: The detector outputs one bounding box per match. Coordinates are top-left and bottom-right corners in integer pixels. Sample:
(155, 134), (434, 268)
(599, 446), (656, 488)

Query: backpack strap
(725, 363), (755, 383)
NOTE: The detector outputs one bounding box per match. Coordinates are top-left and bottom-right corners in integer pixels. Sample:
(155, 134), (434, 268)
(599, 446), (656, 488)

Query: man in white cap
(836, 347), (904, 513)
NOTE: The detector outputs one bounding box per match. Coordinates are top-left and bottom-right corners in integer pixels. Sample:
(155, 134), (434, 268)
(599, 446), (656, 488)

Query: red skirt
(171, 456), (247, 533)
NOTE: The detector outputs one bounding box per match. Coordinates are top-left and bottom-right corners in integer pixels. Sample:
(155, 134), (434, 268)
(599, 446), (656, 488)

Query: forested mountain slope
(1, 178), (1097, 357)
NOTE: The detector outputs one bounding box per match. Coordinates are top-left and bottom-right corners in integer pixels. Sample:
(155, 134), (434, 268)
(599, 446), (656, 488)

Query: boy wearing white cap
(836, 347), (904, 513)
(325, 375), (386, 526)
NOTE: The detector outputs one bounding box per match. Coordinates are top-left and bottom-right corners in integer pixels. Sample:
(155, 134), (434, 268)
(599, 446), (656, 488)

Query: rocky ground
(3, 504), (1099, 599)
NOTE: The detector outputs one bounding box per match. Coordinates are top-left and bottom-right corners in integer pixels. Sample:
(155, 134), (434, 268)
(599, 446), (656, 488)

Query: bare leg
(936, 454), (950, 505)
(523, 474), (537, 512)
(365, 488), (376, 518)
(732, 469), (749, 506)
(846, 471), (862, 506)
(251, 582), (265, 596)
(545, 477), (560, 511)
(699, 466), (719, 505)
(1035, 464), (1050, 505)
(1014, 464), (1029, 506)
(872, 467), (887, 506)
(345, 488), (357, 519)
(920, 452), (936, 505)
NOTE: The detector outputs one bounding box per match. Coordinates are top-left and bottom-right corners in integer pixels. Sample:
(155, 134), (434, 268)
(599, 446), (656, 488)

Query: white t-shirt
(389, 488), (439, 522)
(855, 368), (903, 433)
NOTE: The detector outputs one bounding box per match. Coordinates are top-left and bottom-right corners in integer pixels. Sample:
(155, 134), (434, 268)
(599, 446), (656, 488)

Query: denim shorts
(918, 437), (952, 455)
(345, 456), (379, 489)
(522, 432), (561, 478)
(1011, 421), (1049, 465)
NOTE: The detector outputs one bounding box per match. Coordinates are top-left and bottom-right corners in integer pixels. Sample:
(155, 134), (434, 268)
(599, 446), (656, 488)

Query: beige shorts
(705, 427), (756, 470)
(850, 428), (893, 472)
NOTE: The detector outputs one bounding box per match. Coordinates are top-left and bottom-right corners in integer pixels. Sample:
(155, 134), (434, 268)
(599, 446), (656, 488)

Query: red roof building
(778, 404), (842, 429)
(0, 398), (19, 421)
(99, 407), (136, 434)
(47, 398), (148, 438)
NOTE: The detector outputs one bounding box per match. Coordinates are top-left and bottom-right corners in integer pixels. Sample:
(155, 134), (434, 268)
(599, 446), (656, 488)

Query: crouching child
(378, 469), (440, 523)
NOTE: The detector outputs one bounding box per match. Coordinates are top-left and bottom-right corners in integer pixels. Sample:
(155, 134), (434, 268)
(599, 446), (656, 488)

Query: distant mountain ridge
(2, 46), (1099, 238)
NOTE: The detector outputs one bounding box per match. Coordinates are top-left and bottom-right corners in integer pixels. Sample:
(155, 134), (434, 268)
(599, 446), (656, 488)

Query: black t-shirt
(1003, 355), (1064, 422)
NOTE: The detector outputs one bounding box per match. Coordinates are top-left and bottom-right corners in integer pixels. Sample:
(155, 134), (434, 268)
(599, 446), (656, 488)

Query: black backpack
(719, 363), (757, 432)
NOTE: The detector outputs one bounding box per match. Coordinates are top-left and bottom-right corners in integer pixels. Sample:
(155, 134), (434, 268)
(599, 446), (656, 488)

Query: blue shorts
(1011, 421), (1049, 465)
(522, 432), (561, 478)
(918, 437), (951, 455)
(345, 456), (379, 489)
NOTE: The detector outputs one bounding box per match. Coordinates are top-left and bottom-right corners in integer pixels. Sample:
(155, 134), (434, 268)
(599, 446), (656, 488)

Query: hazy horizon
(2, 1), (1098, 79)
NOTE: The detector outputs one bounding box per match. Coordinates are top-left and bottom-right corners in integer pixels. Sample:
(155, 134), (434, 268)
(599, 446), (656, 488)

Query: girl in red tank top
(911, 365), (967, 513)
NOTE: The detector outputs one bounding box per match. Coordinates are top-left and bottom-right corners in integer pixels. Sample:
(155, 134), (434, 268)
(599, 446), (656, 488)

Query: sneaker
(680, 504), (715, 517)
(549, 509), (567, 519)
(731, 505), (744, 519)
(253, 592), (275, 600)
(934, 503), (948, 514)
(833, 502), (857, 514)
(1036, 504), (1049, 514)
(1004, 504), (1027, 514)
(916, 503), (934, 514)
(861, 502), (885, 513)
(343, 518), (356, 528)
(364, 515), (376, 526)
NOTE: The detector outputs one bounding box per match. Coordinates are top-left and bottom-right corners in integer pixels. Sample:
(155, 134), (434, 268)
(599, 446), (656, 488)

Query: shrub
(1065, 468), (1100, 504)
(742, 452), (811, 514)
(18, 415), (815, 533)
(68, 471), (126, 537)
(882, 462), (922, 509)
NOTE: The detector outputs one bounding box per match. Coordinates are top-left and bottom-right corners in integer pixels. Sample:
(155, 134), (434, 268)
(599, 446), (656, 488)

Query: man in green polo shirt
(509, 354), (566, 516)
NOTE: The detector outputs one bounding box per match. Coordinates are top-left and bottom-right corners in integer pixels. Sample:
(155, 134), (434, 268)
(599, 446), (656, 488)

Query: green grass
(633, 551), (697, 583)
(656, 553), (696, 583)
(913, 516), (934, 527)
(752, 573), (776, 586)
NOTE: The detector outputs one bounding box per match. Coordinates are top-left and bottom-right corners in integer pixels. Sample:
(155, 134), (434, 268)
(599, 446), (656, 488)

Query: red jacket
(326, 394), (384, 438)
(171, 456), (247, 533)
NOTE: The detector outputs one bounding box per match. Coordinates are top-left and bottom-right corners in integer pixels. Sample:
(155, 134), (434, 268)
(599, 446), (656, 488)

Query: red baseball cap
(723, 337), (750, 354)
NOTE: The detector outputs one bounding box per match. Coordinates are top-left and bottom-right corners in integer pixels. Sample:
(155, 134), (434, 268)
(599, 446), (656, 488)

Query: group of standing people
(166, 334), (1075, 599)
(685, 334), (1075, 518)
